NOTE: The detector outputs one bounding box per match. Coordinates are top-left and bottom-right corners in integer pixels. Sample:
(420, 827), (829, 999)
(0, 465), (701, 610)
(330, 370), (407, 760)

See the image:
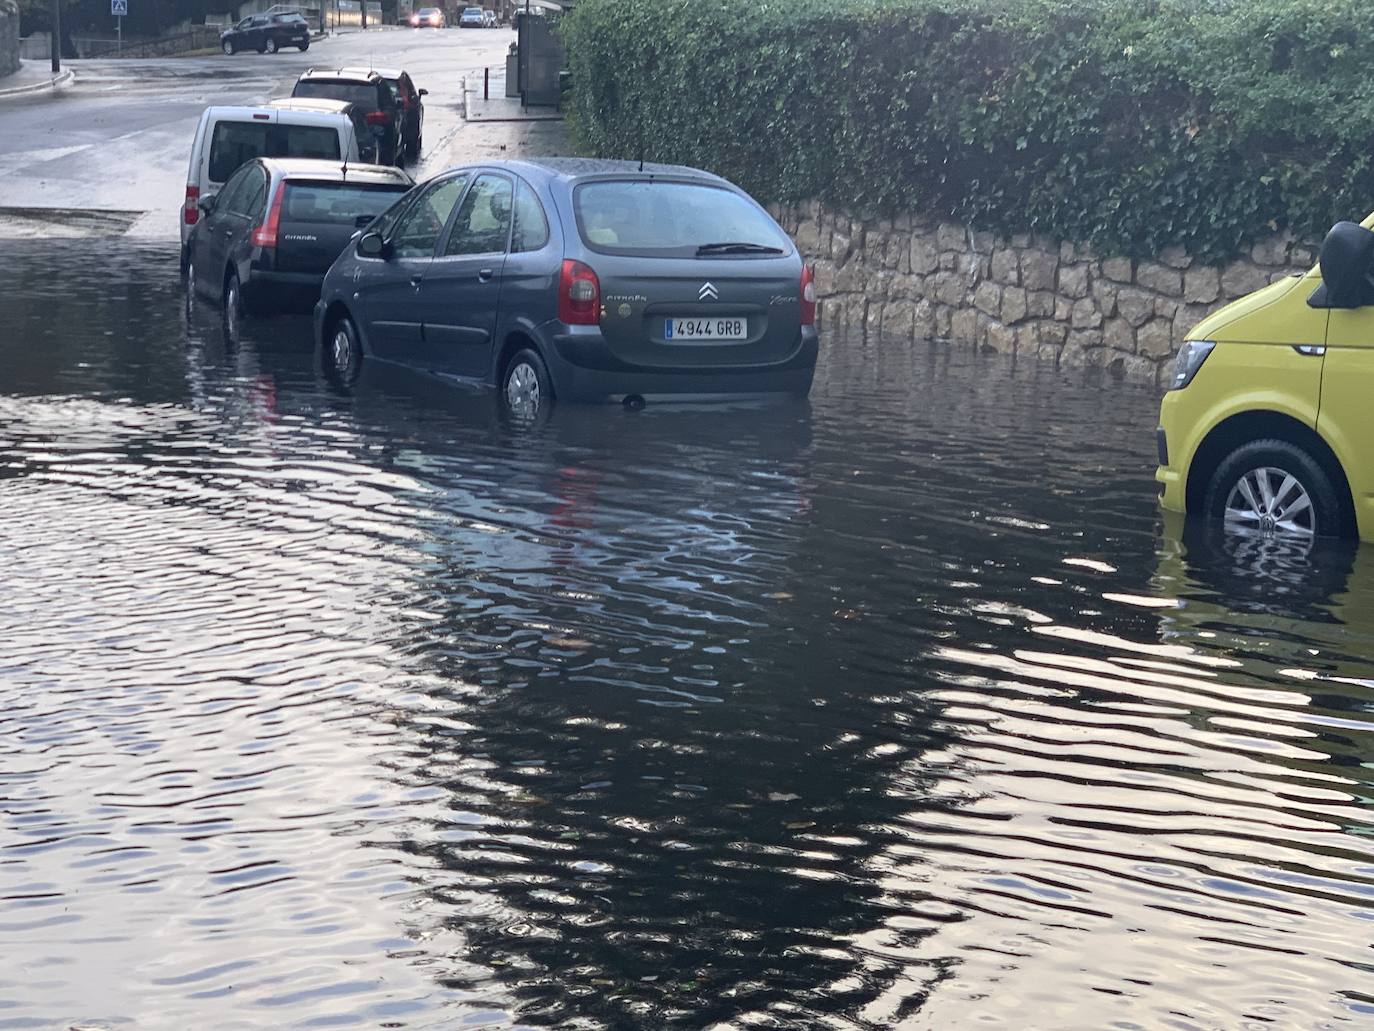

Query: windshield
(573, 180), (792, 258)
(282, 182), (411, 224)
(293, 81), (379, 112)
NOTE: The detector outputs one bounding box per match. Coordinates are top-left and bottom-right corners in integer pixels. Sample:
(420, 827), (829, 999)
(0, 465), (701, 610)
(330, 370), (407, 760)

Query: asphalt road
(0, 26), (520, 237)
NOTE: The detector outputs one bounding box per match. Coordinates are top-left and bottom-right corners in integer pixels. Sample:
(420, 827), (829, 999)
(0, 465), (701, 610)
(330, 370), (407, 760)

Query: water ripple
(1, 242), (1373, 1028)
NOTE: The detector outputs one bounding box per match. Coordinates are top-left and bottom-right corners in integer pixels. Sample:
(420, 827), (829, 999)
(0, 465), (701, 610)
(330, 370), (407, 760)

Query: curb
(0, 68), (75, 100)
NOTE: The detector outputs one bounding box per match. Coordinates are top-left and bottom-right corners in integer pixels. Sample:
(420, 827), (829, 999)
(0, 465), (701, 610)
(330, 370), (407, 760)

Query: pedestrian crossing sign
(111, 0), (127, 14)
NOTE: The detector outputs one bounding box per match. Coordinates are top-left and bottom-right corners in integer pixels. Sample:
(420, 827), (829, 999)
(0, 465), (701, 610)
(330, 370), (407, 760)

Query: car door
(193, 163), (255, 286)
(355, 172), (469, 364)
(1317, 307), (1372, 536)
(413, 171), (513, 377)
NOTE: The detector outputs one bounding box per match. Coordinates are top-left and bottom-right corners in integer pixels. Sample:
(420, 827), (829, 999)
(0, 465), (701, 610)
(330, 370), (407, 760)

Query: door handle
(478, 268), (493, 282)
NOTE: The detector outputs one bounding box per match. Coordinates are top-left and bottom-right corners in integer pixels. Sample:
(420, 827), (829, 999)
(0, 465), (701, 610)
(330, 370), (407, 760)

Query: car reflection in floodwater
(5, 240), (1374, 1028)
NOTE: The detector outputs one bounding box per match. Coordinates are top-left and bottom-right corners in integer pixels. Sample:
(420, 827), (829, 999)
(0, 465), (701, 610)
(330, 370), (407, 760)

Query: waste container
(506, 44), (520, 98)
(516, 14), (564, 108)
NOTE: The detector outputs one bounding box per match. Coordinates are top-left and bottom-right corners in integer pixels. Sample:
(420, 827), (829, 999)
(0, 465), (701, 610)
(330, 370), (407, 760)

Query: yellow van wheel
(1203, 439), (1343, 541)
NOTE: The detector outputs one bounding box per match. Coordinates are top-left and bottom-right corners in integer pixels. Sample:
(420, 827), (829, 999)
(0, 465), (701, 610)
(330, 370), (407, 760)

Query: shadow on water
(2, 240), (1374, 1028)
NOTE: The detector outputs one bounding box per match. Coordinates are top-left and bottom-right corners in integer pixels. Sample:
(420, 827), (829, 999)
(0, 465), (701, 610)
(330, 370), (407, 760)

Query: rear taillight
(559, 259), (600, 325)
(183, 185), (200, 226)
(365, 111), (389, 125)
(251, 181), (285, 249)
(800, 265), (816, 326)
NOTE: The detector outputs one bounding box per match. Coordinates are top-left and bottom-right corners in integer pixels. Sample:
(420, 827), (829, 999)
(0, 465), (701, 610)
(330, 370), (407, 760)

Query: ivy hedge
(562, 0), (1374, 261)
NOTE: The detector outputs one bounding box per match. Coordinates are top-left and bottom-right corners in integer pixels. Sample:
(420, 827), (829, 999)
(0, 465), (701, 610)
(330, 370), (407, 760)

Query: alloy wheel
(1223, 466), (1315, 540)
(505, 361), (540, 417)
(224, 279), (241, 339)
(331, 327), (354, 374)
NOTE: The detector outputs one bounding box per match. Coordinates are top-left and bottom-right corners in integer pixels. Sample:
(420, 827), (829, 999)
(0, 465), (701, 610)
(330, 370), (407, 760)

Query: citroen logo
(698, 281), (718, 301)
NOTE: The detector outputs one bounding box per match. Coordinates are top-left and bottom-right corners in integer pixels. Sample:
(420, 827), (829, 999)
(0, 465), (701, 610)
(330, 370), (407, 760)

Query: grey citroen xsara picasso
(313, 158), (819, 415)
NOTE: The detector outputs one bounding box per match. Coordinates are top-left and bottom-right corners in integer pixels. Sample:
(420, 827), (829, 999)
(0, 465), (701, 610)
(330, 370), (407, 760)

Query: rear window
(207, 121), (341, 183)
(282, 182), (410, 224)
(294, 81), (379, 112)
(573, 180), (791, 258)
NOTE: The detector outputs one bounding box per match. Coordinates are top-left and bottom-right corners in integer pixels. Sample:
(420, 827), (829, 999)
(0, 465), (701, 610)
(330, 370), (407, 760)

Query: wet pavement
(3, 240), (1374, 1029)
(0, 27), (550, 236)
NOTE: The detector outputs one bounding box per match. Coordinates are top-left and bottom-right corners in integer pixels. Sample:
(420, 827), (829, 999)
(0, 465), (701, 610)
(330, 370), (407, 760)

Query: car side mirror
(357, 231), (388, 258)
(198, 194), (218, 214)
(418, 88), (428, 96)
(1309, 220), (1374, 309)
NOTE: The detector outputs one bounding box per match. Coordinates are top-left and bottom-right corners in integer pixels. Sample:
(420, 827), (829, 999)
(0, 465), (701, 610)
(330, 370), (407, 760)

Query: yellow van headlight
(1168, 340), (1216, 390)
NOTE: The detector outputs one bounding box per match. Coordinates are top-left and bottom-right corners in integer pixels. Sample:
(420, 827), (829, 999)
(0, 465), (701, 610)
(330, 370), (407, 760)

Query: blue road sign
(111, 0), (127, 15)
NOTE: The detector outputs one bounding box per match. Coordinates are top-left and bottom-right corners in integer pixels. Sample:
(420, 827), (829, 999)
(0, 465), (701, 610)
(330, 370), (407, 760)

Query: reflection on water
(2, 241), (1373, 1029)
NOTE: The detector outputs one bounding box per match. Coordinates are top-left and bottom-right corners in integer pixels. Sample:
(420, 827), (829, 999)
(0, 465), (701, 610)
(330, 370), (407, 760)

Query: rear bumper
(543, 325), (819, 400)
(244, 270), (324, 312)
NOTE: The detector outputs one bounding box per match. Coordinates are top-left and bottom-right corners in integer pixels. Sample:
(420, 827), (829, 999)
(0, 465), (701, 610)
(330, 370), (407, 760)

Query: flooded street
(3, 240), (1374, 1029)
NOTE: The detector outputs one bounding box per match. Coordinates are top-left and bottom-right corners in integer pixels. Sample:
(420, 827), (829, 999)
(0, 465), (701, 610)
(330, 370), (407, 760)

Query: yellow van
(1156, 218), (1374, 543)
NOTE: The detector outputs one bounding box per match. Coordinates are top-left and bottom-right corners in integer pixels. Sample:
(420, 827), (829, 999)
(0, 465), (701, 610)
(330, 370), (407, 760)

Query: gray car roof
(257, 157), (413, 185)
(502, 157), (727, 183)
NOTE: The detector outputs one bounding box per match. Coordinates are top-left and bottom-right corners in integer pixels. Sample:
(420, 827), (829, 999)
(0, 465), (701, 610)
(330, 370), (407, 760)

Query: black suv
(221, 11), (310, 54)
(291, 69), (403, 166)
(361, 67), (426, 164)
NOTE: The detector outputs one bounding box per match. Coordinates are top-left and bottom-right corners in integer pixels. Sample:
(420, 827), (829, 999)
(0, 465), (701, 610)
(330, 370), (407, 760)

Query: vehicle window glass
(271, 123), (341, 161)
(236, 17), (251, 28)
(389, 175), (469, 259)
(444, 174), (513, 256)
(574, 180), (792, 258)
(367, 188), (420, 239)
(510, 179), (548, 253)
(283, 182), (410, 225)
(212, 165), (254, 213)
(292, 81), (379, 113)
(208, 121), (269, 184)
(222, 167), (266, 217)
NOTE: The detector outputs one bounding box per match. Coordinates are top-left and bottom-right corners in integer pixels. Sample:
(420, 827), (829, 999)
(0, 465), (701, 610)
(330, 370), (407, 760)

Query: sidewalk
(0, 59), (75, 101)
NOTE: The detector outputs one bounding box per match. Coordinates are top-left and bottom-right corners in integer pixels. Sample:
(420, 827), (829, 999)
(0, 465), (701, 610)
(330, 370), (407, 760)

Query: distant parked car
(220, 11), (310, 54)
(313, 158), (818, 417)
(458, 6), (485, 27)
(409, 6), (444, 26)
(369, 68), (427, 164)
(188, 158), (413, 333)
(181, 103), (367, 269)
(482, 10), (498, 27)
(291, 68), (404, 166)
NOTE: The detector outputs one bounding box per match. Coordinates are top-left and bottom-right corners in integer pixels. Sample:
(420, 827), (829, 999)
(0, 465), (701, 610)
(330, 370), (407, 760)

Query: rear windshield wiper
(695, 241), (785, 256)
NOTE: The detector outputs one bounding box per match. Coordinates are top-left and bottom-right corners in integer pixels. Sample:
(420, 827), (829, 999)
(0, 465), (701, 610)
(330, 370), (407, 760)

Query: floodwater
(2, 241), (1374, 1030)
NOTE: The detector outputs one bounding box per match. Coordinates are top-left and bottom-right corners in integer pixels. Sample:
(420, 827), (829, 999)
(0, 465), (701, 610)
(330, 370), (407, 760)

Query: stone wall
(769, 201), (1315, 383)
(0, 4), (20, 79)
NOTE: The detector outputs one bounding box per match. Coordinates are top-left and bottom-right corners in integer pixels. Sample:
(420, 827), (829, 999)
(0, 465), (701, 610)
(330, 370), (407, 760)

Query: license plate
(664, 317), (747, 341)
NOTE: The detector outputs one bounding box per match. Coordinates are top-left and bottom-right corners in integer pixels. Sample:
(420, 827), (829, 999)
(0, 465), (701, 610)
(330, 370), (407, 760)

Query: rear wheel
(299, 40), (309, 51)
(222, 39), (235, 54)
(223, 272), (245, 340)
(1203, 439), (1346, 542)
(502, 348), (552, 421)
(264, 36), (278, 53)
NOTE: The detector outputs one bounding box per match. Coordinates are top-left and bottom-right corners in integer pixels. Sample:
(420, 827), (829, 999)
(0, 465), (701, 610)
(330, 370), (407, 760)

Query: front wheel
(299, 40), (309, 51)
(1203, 438), (1346, 542)
(324, 315), (363, 387)
(264, 36), (278, 53)
(222, 39), (235, 54)
(502, 348), (553, 422)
